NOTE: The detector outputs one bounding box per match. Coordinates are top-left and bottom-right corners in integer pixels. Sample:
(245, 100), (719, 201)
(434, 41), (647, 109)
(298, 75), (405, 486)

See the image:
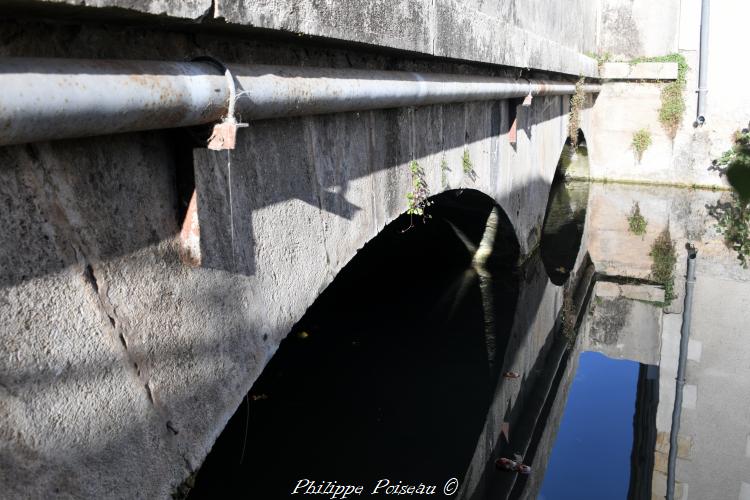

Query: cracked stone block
(596, 281), (621, 298)
(655, 431), (693, 459)
(620, 283), (666, 303)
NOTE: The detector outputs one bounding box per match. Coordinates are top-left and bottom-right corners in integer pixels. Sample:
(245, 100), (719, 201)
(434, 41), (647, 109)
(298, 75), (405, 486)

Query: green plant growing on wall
(462, 148), (476, 181)
(715, 199), (750, 268)
(627, 202), (648, 236)
(440, 155), (450, 188)
(712, 128), (750, 267)
(649, 228), (677, 304)
(630, 53), (688, 137)
(585, 51), (612, 70)
(720, 128), (750, 200)
(568, 77), (586, 148)
(405, 160), (432, 225)
(631, 128), (652, 162)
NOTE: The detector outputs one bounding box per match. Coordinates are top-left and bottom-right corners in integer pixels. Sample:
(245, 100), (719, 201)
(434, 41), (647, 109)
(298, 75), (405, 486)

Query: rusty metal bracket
(522, 79), (533, 107)
(192, 56), (248, 150)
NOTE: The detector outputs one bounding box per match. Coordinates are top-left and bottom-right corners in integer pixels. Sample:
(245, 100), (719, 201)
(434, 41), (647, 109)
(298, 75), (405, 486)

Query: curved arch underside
(186, 95), (595, 496)
(189, 190), (522, 497)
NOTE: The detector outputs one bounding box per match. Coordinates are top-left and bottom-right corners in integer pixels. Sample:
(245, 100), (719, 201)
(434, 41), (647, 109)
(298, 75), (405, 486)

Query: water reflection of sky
(539, 352), (639, 499)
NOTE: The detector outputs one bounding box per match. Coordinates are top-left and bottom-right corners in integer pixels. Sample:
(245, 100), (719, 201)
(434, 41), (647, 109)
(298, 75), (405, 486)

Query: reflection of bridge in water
(190, 178), (750, 499)
(470, 262), (661, 500)
(477, 180), (750, 500)
(455, 179), (664, 500)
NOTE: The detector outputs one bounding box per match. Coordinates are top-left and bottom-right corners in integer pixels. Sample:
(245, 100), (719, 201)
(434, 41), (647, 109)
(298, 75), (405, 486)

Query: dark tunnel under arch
(188, 189), (522, 498)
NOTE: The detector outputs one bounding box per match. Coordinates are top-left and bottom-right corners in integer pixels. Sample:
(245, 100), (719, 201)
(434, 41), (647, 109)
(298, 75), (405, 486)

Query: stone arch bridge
(0, 2), (601, 498)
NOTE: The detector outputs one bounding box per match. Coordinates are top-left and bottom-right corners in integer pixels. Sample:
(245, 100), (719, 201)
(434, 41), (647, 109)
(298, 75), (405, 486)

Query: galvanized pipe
(666, 247), (698, 500)
(696, 0), (710, 124)
(0, 58), (228, 146)
(0, 57), (600, 146)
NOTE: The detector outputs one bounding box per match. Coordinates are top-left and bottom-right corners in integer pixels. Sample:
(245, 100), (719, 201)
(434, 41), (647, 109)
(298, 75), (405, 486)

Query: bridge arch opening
(189, 189), (521, 498)
(540, 129), (590, 286)
(558, 129), (590, 178)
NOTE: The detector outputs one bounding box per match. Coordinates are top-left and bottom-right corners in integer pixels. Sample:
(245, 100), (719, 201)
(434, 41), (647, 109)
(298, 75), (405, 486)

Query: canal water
(188, 176), (750, 499)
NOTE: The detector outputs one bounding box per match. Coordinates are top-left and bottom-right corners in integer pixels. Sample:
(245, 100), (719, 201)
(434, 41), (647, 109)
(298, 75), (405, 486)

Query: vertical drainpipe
(695, 0), (710, 125)
(666, 247), (698, 500)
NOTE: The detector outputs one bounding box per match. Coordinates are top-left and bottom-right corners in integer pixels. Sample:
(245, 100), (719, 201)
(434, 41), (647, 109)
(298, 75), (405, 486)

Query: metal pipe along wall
(696, 0), (710, 123)
(667, 248), (698, 500)
(0, 57), (601, 146)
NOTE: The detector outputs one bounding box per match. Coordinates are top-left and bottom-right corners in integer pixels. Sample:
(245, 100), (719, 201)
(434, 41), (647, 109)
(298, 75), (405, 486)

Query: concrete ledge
(600, 62), (678, 80)
(620, 283), (665, 303)
(594, 282), (665, 303)
(13, 0), (599, 77)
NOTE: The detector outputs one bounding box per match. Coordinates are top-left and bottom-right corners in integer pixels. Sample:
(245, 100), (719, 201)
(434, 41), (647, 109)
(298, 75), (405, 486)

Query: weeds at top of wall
(568, 77), (586, 148)
(631, 128), (652, 162)
(649, 228), (677, 304)
(629, 53), (689, 83)
(627, 202), (648, 236)
(630, 53), (688, 138)
(585, 51), (612, 70)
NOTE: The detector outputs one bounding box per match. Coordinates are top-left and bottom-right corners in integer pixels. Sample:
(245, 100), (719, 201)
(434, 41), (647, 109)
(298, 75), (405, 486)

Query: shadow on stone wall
(194, 94), (582, 276)
(0, 91), (585, 288)
(0, 70), (591, 500)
